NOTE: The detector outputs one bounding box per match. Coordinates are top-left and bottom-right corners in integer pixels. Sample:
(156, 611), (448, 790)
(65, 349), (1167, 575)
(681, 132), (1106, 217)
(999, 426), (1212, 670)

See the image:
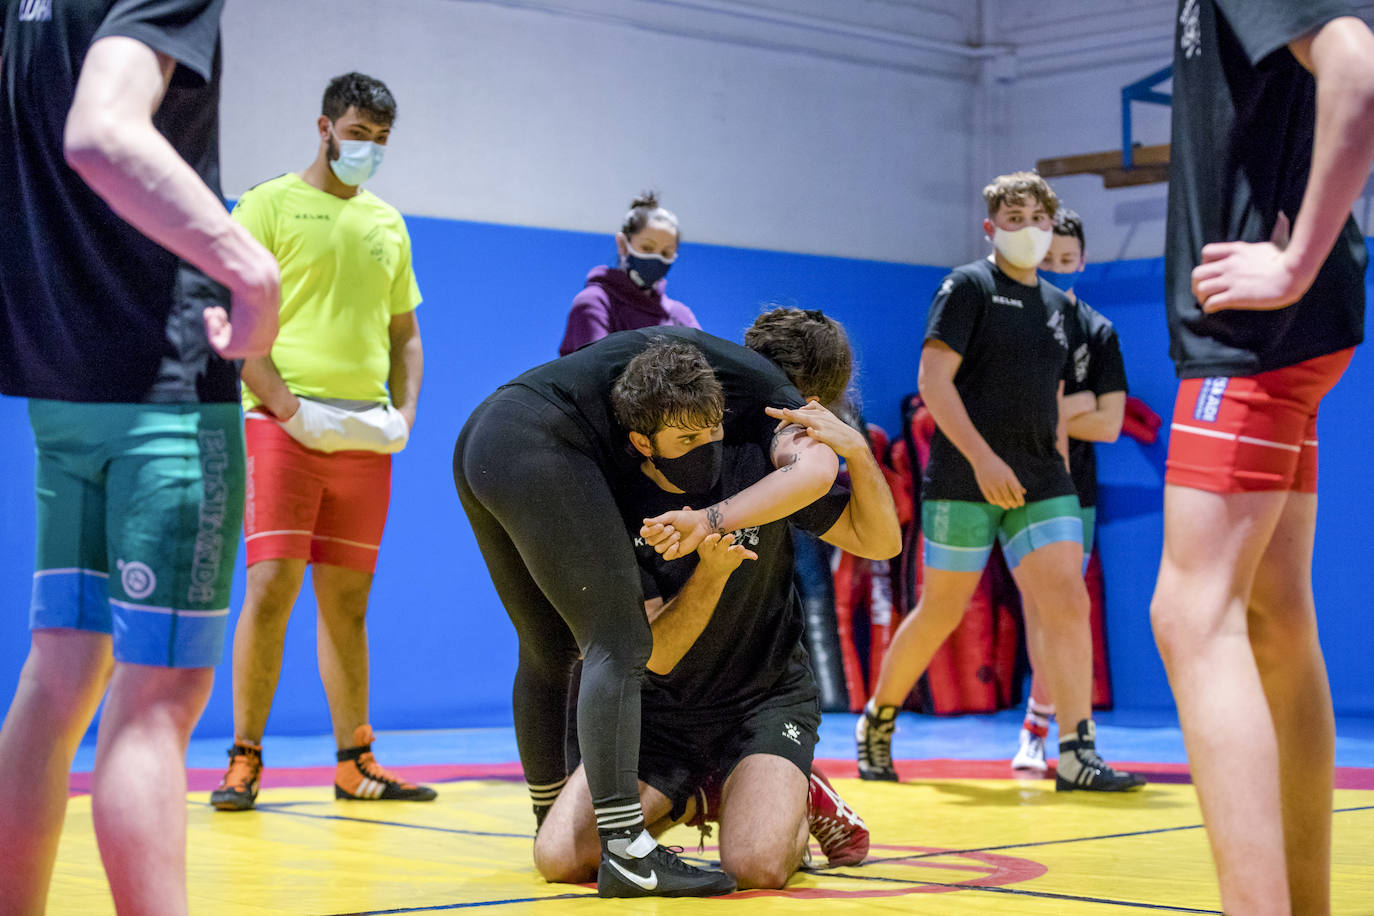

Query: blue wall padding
(0, 216), (1369, 747)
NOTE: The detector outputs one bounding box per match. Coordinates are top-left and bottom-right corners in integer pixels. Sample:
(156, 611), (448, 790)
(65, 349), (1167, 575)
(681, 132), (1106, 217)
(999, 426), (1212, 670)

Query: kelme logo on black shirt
(1179, 0), (1201, 59)
(991, 295), (1022, 309)
(18, 0), (52, 22)
(1073, 343), (1090, 383)
(1046, 308), (1068, 348)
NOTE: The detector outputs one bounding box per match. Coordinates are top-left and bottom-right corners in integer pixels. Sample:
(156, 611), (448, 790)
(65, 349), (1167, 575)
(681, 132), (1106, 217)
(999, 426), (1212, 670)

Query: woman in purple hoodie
(559, 193), (701, 355)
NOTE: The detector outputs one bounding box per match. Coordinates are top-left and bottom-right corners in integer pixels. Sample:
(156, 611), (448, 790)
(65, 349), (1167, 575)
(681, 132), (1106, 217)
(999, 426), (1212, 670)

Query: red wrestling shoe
(808, 767), (869, 867)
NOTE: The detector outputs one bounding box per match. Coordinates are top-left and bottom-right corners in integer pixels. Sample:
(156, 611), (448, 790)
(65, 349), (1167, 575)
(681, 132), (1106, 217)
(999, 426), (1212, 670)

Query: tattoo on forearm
(706, 502), (726, 534)
(778, 453), (800, 473)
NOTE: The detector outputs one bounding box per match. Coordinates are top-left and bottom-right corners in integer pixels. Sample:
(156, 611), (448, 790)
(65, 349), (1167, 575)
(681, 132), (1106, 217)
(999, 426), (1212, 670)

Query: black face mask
(624, 251), (673, 289)
(652, 440), (723, 495)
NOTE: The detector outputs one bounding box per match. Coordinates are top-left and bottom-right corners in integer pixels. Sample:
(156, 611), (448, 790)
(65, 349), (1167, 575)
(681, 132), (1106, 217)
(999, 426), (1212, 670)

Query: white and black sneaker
(1012, 726), (1049, 773)
(855, 700), (899, 781)
(1055, 720), (1146, 792)
(597, 831), (736, 898)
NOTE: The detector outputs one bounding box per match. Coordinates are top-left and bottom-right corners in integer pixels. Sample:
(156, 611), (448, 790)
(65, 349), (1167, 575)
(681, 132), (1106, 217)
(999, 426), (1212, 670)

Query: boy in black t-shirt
(1012, 210), (1129, 773)
(857, 173), (1142, 792)
(533, 339), (899, 891)
(0, 1), (279, 912)
(1152, 3), (1374, 912)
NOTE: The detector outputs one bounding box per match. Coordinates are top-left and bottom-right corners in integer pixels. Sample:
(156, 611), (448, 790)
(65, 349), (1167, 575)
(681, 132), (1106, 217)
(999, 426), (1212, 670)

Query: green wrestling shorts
(922, 494), (1084, 572)
(27, 400), (244, 668)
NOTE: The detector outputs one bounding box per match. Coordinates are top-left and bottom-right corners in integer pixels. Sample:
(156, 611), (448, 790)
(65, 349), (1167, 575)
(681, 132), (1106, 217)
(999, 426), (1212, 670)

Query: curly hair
(744, 308), (852, 408)
(611, 338), (724, 437)
(982, 171), (1058, 219)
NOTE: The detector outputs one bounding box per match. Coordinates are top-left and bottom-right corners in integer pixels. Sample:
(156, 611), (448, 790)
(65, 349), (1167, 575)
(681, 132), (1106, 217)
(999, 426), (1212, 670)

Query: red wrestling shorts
(1166, 348), (1353, 494)
(244, 413), (392, 572)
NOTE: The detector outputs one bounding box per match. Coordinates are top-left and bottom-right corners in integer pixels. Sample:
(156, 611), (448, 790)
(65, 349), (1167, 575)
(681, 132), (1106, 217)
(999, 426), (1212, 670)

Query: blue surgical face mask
(622, 241), (676, 289)
(328, 126), (385, 186)
(1042, 269), (1083, 293)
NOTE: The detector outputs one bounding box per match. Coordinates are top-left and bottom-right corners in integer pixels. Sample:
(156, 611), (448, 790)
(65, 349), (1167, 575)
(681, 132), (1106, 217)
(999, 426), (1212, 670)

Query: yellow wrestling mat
(48, 778), (1374, 914)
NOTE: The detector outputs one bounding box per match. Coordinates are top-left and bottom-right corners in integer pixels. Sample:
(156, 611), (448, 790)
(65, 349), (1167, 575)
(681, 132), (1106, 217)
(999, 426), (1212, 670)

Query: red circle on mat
(730, 843), (1048, 899)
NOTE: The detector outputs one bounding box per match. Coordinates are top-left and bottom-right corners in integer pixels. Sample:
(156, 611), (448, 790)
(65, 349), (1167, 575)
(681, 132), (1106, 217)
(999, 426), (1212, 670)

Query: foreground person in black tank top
(0, 2), (280, 912)
(1152, 3), (1374, 913)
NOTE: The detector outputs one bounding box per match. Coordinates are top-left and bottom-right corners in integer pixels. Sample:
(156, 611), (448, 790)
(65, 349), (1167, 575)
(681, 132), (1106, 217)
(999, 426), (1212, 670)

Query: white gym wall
(220, 0), (1373, 266)
(221, 0), (983, 266)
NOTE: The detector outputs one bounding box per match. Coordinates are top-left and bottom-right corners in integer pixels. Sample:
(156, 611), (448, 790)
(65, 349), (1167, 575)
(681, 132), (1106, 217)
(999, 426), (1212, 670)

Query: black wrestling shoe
(1055, 720), (1147, 792)
(855, 700), (899, 781)
(598, 843), (736, 898)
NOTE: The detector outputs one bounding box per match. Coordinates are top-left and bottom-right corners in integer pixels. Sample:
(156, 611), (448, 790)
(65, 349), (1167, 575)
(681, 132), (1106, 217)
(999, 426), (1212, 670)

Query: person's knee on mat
(532, 832), (597, 885)
(720, 849), (794, 891)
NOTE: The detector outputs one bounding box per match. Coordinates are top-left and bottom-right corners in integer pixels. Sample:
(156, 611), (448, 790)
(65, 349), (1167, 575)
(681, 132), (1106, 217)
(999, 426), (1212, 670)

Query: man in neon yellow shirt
(211, 72), (429, 809)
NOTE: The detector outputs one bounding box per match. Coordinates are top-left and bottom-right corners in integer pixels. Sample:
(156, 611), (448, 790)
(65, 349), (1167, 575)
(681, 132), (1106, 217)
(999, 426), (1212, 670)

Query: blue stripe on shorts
(108, 599), (231, 668)
(31, 569), (112, 634)
(1000, 515), (1084, 569)
(923, 540), (995, 573)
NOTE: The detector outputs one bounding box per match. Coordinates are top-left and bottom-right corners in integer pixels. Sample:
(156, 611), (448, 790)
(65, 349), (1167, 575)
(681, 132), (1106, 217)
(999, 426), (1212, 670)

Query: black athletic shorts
(638, 677), (821, 821)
